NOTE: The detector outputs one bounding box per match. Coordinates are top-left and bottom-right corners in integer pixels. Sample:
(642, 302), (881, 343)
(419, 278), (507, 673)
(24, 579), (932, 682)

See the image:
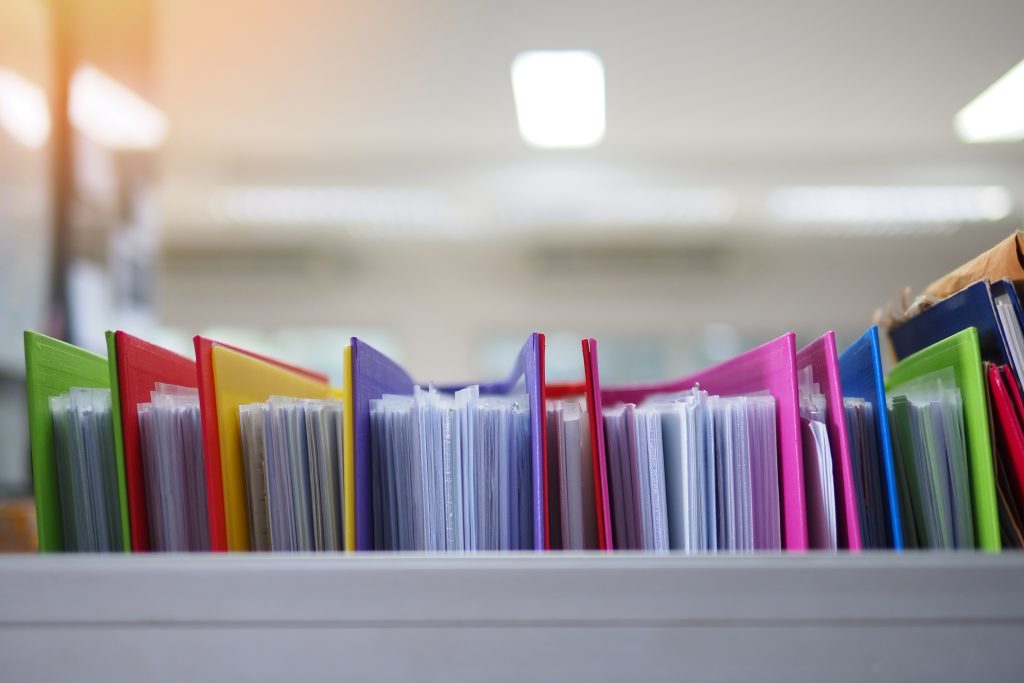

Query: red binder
(113, 332), (197, 552)
(987, 363), (1024, 505)
(194, 336), (329, 551)
(544, 346), (612, 551)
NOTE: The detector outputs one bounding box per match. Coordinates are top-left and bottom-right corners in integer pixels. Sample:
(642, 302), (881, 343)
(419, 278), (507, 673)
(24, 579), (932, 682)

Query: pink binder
(796, 332), (862, 551)
(594, 332), (808, 551)
(582, 339), (614, 550)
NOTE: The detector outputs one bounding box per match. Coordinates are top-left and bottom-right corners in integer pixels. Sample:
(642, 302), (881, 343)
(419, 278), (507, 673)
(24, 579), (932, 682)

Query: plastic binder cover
(987, 364), (1024, 507)
(885, 327), (1001, 551)
(582, 339), (613, 550)
(797, 332), (861, 550)
(597, 332), (807, 551)
(838, 326), (904, 549)
(342, 346), (356, 551)
(194, 336), (331, 551)
(539, 354), (608, 549)
(24, 331), (129, 552)
(349, 333), (548, 551)
(107, 331), (197, 552)
(889, 280), (1011, 367)
(347, 339), (414, 552)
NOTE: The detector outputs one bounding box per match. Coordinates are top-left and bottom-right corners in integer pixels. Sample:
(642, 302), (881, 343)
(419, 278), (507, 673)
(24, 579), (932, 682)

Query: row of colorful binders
(23, 249), (1024, 554)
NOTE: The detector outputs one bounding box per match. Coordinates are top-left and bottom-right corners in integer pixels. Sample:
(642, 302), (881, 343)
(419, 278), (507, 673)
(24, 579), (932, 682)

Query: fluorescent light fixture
(769, 185), (1013, 231)
(208, 186), (473, 238)
(955, 59), (1024, 143)
(70, 64), (167, 150)
(511, 50), (605, 148)
(501, 187), (736, 227)
(0, 68), (50, 148)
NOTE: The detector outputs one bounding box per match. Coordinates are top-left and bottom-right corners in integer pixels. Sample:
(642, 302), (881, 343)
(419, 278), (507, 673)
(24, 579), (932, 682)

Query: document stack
(238, 396), (343, 551)
(137, 384), (208, 551)
(49, 387), (123, 552)
(20, 231), (1024, 555)
(370, 386), (532, 551)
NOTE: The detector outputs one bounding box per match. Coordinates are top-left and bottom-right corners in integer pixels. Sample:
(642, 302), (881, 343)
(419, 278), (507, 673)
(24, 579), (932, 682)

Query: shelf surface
(1, 552), (1023, 682)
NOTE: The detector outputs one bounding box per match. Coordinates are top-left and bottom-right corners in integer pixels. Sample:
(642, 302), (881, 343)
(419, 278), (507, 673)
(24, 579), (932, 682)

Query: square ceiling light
(511, 50), (605, 149)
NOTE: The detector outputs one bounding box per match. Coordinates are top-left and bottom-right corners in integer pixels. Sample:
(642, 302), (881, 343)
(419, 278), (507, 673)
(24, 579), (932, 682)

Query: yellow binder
(343, 345), (355, 552)
(211, 345), (333, 551)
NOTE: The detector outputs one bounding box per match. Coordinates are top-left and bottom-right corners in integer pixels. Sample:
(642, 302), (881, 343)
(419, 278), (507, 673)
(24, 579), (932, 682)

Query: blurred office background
(1, 0), (1022, 500)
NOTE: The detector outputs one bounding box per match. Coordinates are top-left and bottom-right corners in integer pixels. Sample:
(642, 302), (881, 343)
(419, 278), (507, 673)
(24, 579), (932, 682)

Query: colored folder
(885, 327), (1001, 551)
(107, 331), (198, 552)
(194, 336), (331, 551)
(347, 333), (548, 551)
(345, 339), (414, 552)
(595, 332), (807, 551)
(838, 326), (904, 549)
(24, 331), (129, 552)
(889, 280), (1011, 368)
(797, 332), (861, 551)
(582, 339), (613, 550)
(539, 346), (613, 551)
(987, 364), (1024, 507)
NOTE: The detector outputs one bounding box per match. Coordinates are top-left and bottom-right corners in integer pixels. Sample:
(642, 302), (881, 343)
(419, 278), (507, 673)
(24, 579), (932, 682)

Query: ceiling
(152, 0), (1024, 238)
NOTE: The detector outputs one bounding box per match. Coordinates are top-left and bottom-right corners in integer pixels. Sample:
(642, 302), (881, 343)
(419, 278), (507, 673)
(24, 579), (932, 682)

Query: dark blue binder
(888, 280), (1009, 366)
(839, 326), (903, 550)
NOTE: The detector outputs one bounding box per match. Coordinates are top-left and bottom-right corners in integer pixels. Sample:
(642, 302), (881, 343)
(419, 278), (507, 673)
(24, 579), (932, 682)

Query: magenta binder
(582, 339), (614, 550)
(598, 332), (808, 551)
(796, 332), (862, 551)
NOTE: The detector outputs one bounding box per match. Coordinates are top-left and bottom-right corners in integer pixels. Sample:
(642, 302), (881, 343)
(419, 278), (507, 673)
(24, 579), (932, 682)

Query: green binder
(104, 330), (131, 548)
(24, 331), (131, 552)
(885, 327), (1000, 551)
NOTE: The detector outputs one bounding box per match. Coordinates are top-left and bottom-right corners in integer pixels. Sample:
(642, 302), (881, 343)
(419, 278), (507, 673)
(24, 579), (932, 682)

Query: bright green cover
(104, 331), (132, 550)
(885, 327), (1000, 551)
(24, 331), (130, 552)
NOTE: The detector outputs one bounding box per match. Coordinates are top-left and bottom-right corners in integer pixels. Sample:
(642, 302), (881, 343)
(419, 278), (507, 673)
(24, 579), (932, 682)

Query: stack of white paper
(137, 384), (209, 551)
(546, 400), (598, 550)
(607, 387), (779, 553)
(49, 388), (124, 552)
(369, 385), (532, 551)
(799, 369), (837, 550)
(238, 397), (344, 551)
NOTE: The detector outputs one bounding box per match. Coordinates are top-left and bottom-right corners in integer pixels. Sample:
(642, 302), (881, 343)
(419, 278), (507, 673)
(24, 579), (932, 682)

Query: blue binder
(888, 280), (1009, 366)
(839, 326), (903, 550)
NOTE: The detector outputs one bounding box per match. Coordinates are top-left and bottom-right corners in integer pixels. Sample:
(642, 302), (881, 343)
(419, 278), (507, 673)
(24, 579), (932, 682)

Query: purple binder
(351, 333), (547, 551)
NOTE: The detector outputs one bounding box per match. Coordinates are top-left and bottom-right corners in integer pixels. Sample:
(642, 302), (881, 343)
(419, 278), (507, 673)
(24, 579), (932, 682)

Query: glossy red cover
(193, 336), (329, 552)
(114, 332), (197, 552)
(541, 352), (612, 550)
(546, 381), (586, 399)
(988, 364), (1024, 505)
